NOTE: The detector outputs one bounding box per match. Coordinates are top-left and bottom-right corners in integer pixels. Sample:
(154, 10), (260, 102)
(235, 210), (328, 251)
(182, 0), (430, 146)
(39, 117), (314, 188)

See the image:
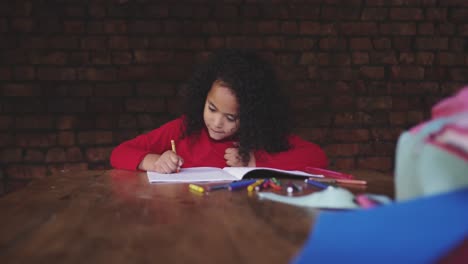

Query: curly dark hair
(181, 49), (291, 164)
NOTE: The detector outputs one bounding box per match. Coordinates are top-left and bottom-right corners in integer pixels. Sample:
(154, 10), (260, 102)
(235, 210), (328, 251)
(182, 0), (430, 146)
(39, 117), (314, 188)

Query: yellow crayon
(247, 179), (264, 192)
(189, 184), (204, 193)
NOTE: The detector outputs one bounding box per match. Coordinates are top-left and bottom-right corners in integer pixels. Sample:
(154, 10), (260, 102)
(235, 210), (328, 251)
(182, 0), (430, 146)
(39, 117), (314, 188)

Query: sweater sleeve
(254, 135), (328, 171)
(110, 117), (184, 170)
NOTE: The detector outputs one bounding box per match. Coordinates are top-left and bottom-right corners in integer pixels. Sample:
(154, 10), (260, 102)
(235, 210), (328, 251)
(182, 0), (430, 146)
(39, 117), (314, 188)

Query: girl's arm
(110, 117), (183, 171)
(254, 135), (328, 171)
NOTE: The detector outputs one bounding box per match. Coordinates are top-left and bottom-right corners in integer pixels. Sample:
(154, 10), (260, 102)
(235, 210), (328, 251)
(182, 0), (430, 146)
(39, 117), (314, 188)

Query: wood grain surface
(0, 169), (393, 264)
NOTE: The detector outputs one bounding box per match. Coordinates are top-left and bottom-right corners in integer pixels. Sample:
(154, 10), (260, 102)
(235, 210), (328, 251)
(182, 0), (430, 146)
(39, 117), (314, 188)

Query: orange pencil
(171, 139), (180, 173)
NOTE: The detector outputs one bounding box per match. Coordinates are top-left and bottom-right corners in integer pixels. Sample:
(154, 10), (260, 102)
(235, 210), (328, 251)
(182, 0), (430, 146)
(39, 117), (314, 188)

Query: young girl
(110, 49), (328, 173)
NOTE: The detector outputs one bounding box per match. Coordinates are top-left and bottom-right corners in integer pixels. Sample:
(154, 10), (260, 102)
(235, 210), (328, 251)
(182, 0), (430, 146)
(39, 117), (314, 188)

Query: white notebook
(147, 167), (323, 183)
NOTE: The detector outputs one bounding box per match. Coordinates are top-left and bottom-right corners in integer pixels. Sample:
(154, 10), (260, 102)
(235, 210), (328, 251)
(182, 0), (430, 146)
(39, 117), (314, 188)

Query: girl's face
(203, 80), (240, 141)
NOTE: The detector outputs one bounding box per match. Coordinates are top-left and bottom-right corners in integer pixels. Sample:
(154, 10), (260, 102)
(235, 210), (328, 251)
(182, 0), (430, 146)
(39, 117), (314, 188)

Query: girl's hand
(224, 147), (256, 167)
(138, 151), (183, 173)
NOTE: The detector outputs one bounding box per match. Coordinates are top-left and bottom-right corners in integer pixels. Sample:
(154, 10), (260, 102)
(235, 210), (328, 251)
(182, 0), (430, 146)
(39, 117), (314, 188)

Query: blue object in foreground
(293, 188), (468, 264)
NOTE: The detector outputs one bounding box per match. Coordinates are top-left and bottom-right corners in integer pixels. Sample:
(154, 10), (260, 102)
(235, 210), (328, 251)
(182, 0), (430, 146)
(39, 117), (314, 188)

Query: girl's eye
(209, 107), (216, 112)
(226, 116), (236, 122)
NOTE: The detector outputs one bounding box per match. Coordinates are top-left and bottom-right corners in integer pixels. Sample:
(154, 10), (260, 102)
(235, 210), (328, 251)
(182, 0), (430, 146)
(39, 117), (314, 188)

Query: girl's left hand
(224, 147), (256, 167)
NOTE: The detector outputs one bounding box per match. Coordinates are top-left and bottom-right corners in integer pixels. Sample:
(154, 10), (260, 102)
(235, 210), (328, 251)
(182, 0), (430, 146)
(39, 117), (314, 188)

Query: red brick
(319, 67), (355, 80)
(350, 38), (373, 50)
(226, 36), (262, 49)
(418, 23), (434, 35)
(426, 8), (447, 20)
(319, 38), (347, 50)
(281, 22), (298, 34)
(441, 0), (468, 7)
(48, 163), (88, 175)
(66, 147), (83, 162)
(95, 114), (117, 129)
(264, 37), (283, 49)
(0, 116), (13, 130)
(89, 4), (106, 17)
(391, 66), (424, 80)
(47, 98), (86, 113)
(258, 21), (279, 33)
(380, 23), (416, 35)
(77, 68), (116, 81)
(69, 52), (89, 65)
(371, 128), (404, 141)
(390, 8), (423, 20)
(289, 5), (321, 19)
(450, 68), (468, 81)
(240, 5), (259, 17)
(451, 8), (468, 21)
(90, 51), (111, 65)
(340, 23), (378, 35)
(136, 82), (176, 97)
(299, 53), (317, 65)
(64, 6), (85, 17)
(134, 50), (173, 64)
(48, 36), (79, 49)
(112, 52), (132, 65)
(88, 98), (123, 113)
(213, 5), (238, 18)
(207, 37), (225, 49)
(416, 52), (434, 65)
(330, 96), (355, 108)
(372, 38), (392, 50)
(332, 129), (370, 142)
(15, 115), (54, 129)
(360, 66), (385, 79)
(58, 131), (75, 146)
(11, 18), (34, 32)
(94, 84), (133, 97)
(104, 20), (127, 33)
(358, 157), (392, 171)
(437, 23), (455, 35)
(361, 8), (388, 20)
(24, 149), (45, 162)
(63, 21), (85, 34)
(295, 128), (328, 142)
(13, 67), (35, 80)
(399, 53), (414, 64)
(0, 67), (11, 80)
(118, 66), (157, 80)
(332, 158), (356, 170)
(37, 68), (76, 80)
(301, 23), (336, 35)
(322, 7), (360, 20)
(391, 37), (412, 50)
(438, 52), (464, 65)
(0, 133), (13, 147)
(3, 98), (46, 113)
(352, 52), (369, 64)
(450, 38), (465, 51)
(416, 37), (449, 50)
(2, 83), (40, 96)
(78, 131), (113, 145)
(325, 144), (360, 156)
(6, 165), (47, 179)
(45, 148), (66, 162)
(57, 115), (77, 130)
(284, 38), (316, 50)
(81, 36), (107, 50)
(1, 148), (22, 162)
(15, 132), (57, 147)
(357, 96), (392, 109)
(86, 147), (113, 162)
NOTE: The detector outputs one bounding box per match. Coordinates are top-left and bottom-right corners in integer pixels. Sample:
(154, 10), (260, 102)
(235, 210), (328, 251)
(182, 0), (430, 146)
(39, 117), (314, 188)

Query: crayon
(247, 179), (264, 192)
(228, 179), (257, 191)
(304, 179), (329, 189)
(188, 184), (204, 193)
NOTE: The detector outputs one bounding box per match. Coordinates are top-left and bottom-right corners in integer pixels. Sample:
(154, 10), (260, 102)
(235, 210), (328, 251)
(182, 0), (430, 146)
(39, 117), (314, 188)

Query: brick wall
(1, 0), (467, 195)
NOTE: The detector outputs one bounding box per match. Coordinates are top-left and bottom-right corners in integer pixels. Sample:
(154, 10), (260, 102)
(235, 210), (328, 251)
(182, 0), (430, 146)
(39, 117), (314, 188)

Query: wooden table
(0, 169), (393, 263)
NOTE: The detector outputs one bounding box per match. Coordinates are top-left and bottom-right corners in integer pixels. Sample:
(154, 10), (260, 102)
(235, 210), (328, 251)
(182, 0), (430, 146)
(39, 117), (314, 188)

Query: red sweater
(110, 117), (328, 171)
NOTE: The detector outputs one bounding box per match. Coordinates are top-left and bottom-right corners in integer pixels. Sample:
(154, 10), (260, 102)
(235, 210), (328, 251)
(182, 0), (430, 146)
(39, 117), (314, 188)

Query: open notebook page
(147, 167), (322, 183)
(147, 167), (237, 183)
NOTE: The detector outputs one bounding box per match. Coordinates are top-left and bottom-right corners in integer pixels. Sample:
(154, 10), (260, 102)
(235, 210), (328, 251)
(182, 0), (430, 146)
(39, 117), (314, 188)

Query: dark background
(1, 0), (467, 195)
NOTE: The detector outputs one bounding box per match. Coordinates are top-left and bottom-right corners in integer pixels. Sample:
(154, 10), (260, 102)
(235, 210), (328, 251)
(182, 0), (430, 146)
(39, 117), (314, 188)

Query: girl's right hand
(138, 151), (183, 173)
